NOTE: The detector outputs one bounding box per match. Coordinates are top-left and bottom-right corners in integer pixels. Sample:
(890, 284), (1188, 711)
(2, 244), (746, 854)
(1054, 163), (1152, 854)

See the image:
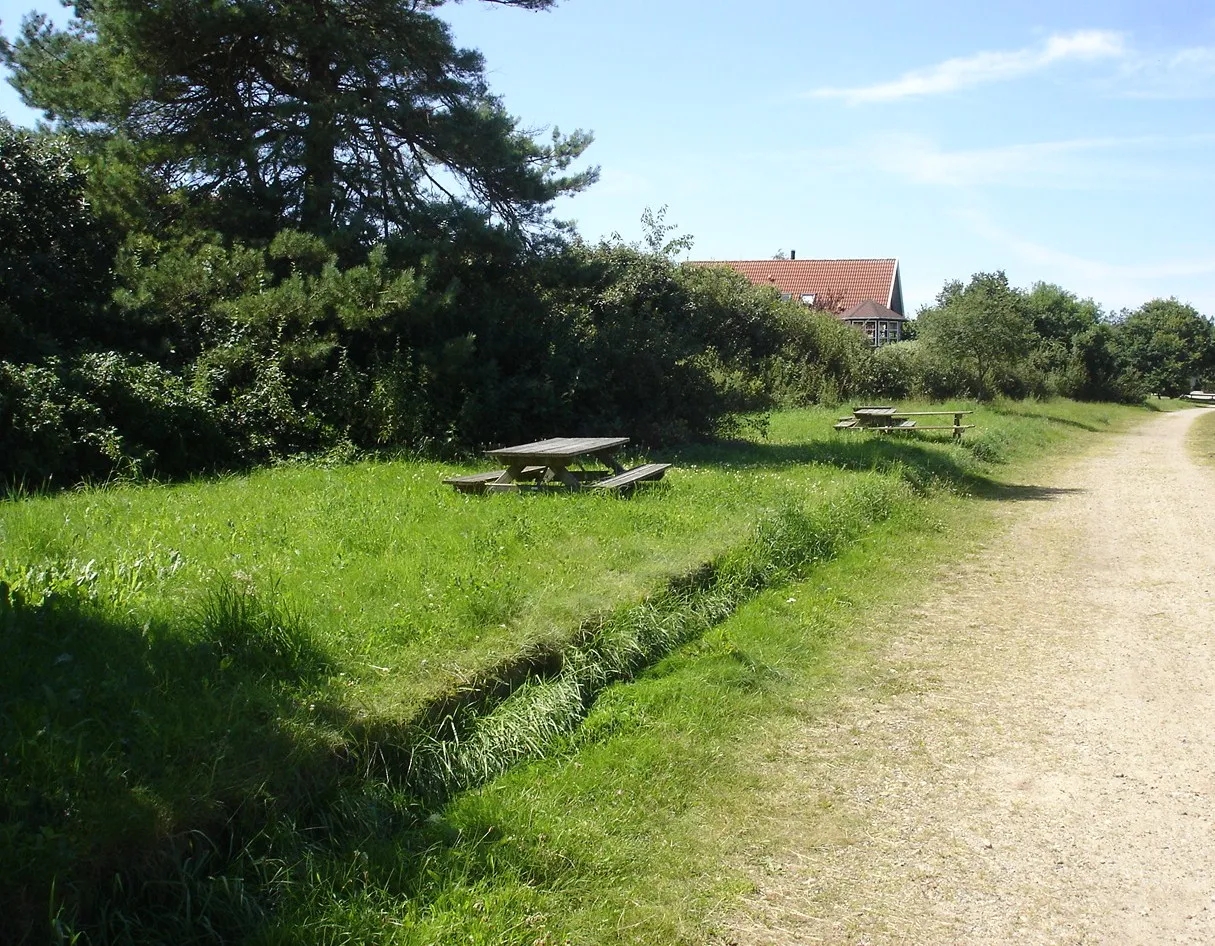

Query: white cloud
(1115, 45), (1215, 99)
(871, 133), (1215, 189)
(809, 30), (1127, 104)
(958, 210), (1215, 312)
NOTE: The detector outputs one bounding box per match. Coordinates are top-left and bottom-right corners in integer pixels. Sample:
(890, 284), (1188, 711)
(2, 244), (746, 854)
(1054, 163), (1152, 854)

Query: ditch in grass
(0, 399), (1153, 942)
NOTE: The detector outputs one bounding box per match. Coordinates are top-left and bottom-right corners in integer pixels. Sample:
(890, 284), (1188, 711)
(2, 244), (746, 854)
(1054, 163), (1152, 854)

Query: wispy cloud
(871, 133), (1215, 189)
(1115, 45), (1215, 99)
(959, 209), (1215, 311)
(809, 30), (1126, 104)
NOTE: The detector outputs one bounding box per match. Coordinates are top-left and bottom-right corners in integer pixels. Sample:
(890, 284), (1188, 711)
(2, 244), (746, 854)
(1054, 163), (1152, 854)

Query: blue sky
(4, 0), (1214, 315)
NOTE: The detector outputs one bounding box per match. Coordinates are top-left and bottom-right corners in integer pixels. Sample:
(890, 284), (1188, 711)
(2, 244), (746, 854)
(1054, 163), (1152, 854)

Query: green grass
(251, 398), (1152, 945)
(257, 500), (967, 945)
(1187, 406), (1215, 467)
(0, 397), (1154, 942)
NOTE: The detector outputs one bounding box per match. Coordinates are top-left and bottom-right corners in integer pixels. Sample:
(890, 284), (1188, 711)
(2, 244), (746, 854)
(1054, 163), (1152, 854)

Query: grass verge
(1187, 406), (1215, 467)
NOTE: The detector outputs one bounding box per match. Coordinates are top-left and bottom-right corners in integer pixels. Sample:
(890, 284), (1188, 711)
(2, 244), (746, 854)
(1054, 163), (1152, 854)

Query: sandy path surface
(728, 409), (1215, 945)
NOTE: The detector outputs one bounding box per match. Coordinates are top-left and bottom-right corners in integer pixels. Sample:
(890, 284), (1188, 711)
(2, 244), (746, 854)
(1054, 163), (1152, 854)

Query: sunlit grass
(1187, 406), (1215, 467)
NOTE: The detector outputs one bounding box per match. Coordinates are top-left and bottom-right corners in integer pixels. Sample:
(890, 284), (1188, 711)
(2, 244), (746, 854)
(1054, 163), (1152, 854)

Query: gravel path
(728, 409), (1215, 945)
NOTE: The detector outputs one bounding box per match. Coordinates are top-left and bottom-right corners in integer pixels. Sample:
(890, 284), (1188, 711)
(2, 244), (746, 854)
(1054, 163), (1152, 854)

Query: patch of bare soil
(727, 410), (1215, 945)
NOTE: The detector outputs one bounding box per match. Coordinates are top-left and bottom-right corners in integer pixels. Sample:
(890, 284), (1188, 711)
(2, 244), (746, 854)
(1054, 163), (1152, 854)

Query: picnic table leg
(593, 450), (626, 475)
(546, 462), (582, 490)
(487, 463), (526, 492)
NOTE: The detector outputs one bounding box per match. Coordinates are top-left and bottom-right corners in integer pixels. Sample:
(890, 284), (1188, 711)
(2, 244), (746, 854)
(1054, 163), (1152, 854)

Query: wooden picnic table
(486, 436), (628, 491)
(443, 437), (671, 494)
(836, 406), (975, 440)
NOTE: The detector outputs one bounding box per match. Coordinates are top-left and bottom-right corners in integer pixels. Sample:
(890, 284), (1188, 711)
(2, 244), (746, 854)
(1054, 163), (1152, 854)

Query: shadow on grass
(988, 406), (1107, 432)
(970, 484), (1087, 502)
(0, 585), (591, 945)
(0, 592), (347, 944)
(674, 435), (998, 496)
(672, 433), (1093, 516)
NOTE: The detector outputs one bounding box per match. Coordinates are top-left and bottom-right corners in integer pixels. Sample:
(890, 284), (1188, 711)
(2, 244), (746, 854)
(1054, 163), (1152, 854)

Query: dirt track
(729, 409), (1215, 945)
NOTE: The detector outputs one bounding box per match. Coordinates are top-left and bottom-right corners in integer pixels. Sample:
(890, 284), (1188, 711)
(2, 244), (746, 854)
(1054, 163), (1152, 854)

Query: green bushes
(0, 354), (224, 485)
(864, 274), (1212, 404)
(0, 121), (116, 361)
(2, 212), (885, 487)
(1112, 298), (1215, 396)
(6, 125), (1208, 491)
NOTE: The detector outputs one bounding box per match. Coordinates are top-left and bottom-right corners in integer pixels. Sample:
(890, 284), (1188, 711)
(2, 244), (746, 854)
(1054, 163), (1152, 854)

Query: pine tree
(2, 0), (596, 245)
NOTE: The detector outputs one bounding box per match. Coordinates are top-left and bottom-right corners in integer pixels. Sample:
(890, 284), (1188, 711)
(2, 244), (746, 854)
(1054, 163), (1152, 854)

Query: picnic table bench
(443, 437), (671, 495)
(835, 406), (975, 440)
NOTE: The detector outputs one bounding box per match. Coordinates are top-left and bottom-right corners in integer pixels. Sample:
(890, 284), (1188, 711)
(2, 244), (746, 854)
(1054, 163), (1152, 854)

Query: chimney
(790, 250), (796, 260)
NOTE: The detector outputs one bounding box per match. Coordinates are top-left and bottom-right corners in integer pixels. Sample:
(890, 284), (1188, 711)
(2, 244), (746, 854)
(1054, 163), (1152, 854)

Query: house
(688, 255), (906, 346)
(838, 298), (905, 348)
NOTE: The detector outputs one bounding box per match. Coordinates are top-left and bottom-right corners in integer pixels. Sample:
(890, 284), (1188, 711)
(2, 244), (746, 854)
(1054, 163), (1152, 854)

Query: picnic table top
(486, 436), (629, 463)
(852, 406), (973, 417)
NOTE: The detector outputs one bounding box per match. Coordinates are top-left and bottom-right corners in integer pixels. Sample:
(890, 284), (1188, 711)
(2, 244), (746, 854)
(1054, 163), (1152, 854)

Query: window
(800, 293), (816, 305)
(780, 292), (792, 302)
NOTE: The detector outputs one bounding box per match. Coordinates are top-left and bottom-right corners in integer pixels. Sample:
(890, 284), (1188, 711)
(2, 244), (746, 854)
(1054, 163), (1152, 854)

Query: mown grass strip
(395, 474), (909, 800)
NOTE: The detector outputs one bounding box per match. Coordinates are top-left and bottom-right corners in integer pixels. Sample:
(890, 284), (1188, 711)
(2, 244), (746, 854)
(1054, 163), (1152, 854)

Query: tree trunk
(299, 10), (339, 236)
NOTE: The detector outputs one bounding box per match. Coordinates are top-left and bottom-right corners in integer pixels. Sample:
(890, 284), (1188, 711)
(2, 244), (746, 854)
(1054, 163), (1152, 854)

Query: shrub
(0, 121), (115, 359)
(0, 353), (224, 487)
(859, 341), (923, 400)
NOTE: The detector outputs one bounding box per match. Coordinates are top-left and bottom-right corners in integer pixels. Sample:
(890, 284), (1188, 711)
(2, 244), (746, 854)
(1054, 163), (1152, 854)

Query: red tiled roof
(688, 258), (901, 314)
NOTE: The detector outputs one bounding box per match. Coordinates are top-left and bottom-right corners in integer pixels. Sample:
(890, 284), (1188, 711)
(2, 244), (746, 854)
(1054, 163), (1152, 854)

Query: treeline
(2, 0), (1214, 489)
(4, 120), (1215, 490)
(881, 273), (1215, 403)
(2, 120), (874, 487)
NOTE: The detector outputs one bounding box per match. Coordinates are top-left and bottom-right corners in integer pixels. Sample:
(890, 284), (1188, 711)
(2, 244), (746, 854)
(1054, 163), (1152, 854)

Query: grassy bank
(0, 398), (1156, 942)
(1188, 406), (1215, 467)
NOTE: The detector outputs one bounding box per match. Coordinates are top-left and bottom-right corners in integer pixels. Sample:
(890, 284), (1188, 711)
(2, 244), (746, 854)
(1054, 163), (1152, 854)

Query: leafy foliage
(0, 120), (115, 360)
(892, 273), (1204, 404)
(1112, 298), (1215, 397)
(3, 2), (1211, 493)
(3, 0), (596, 245)
(915, 272), (1034, 399)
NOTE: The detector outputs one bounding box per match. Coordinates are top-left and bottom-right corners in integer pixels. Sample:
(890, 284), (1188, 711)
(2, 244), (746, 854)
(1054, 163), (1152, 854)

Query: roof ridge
(688, 257), (897, 263)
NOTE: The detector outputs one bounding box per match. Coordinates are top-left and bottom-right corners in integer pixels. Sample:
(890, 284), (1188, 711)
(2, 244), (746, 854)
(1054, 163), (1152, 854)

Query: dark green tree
(1113, 298), (1215, 397)
(1022, 281), (1103, 385)
(0, 119), (115, 359)
(1024, 281), (1102, 343)
(915, 271), (1034, 398)
(2, 0), (596, 245)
